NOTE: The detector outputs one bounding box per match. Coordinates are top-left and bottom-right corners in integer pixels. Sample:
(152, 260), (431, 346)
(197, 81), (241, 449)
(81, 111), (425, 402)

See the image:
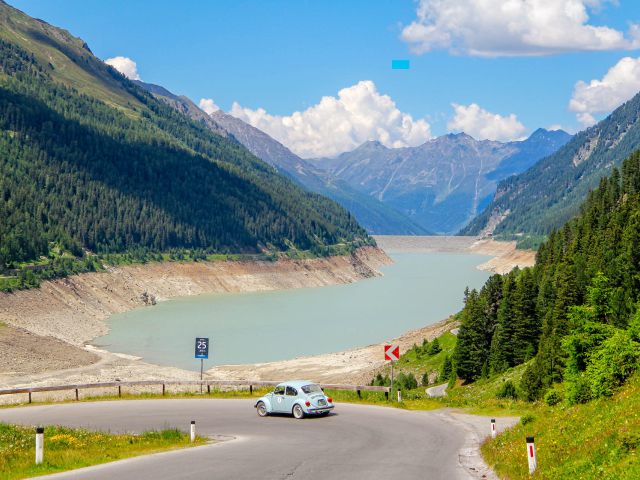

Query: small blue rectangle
(392, 59), (410, 70)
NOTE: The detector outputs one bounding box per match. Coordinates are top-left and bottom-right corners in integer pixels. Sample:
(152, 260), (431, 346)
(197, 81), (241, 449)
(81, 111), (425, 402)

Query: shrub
(396, 372), (418, 390)
(421, 371), (430, 386)
(438, 355), (452, 383)
(566, 372), (592, 404)
(544, 388), (563, 406)
(519, 363), (543, 401)
(496, 380), (518, 400)
(371, 373), (390, 387)
(428, 338), (442, 355)
(586, 330), (640, 398)
(520, 414), (535, 426)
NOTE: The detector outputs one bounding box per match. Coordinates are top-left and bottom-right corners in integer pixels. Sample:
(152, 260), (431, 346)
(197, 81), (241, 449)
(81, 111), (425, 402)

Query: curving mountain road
(0, 400), (516, 479)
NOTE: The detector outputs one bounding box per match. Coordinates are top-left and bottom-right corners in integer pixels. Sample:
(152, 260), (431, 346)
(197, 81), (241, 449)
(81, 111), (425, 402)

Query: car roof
(277, 380), (316, 389)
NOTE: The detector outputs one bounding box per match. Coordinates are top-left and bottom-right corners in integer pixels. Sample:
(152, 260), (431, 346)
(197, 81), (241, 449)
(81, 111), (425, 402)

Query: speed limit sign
(195, 337), (209, 359)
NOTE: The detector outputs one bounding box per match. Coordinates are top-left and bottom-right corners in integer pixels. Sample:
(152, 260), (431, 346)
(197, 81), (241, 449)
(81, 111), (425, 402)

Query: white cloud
(447, 103), (527, 141)
(104, 56), (141, 80)
(199, 98), (220, 114)
(227, 80), (432, 158)
(569, 56), (640, 127)
(401, 0), (640, 57)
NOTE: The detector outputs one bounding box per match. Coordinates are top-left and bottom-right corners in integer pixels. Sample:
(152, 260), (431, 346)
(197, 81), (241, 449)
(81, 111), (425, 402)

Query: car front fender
(255, 397), (273, 413)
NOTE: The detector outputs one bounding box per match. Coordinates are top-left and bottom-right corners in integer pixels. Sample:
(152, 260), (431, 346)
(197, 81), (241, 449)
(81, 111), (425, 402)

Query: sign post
(384, 344), (400, 401)
(195, 337), (209, 393)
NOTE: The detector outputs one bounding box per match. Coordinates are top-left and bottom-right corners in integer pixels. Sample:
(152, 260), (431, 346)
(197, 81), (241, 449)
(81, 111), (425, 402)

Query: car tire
(256, 401), (268, 417)
(292, 404), (305, 419)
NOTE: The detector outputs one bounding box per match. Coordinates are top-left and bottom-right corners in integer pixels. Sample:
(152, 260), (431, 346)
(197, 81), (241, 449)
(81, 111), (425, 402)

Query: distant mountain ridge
(311, 129), (571, 234)
(462, 91), (640, 237)
(135, 81), (429, 235)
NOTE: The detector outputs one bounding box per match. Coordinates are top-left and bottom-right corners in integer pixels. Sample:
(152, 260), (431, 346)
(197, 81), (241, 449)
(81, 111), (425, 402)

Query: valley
(1, 1), (640, 479)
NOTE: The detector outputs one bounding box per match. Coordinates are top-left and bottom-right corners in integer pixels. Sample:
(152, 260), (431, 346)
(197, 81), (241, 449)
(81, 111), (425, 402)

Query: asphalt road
(0, 399), (515, 480)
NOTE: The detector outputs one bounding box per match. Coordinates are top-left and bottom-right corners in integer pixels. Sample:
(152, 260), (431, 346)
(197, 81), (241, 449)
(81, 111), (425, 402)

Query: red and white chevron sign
(384, 344), (400, 361)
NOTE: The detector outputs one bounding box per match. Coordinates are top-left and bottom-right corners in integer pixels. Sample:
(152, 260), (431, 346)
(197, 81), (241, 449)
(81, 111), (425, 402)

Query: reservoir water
(97, 252), (491, 371)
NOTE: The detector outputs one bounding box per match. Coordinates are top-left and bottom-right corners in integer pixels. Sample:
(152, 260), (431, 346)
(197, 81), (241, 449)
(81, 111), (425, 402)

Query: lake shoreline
(0, 246), (390, 390)
(0, 238), (534, 393)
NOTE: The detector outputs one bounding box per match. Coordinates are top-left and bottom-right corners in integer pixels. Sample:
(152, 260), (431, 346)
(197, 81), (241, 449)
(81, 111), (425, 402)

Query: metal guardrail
(0, 380), (392, 404)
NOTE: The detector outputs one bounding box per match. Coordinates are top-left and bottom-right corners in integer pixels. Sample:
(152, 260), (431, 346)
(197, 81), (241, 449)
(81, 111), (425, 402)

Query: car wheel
(256, 401), (268, 417)
(292, 404), (305, 419)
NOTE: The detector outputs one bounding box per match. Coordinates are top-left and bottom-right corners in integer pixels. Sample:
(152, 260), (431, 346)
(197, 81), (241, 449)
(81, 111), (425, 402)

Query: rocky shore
(0, 238), (535, 395)
(0, 247), (390, 389)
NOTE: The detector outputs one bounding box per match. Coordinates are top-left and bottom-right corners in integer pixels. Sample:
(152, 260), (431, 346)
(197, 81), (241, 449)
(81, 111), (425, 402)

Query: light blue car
(255, 380), (334, 419)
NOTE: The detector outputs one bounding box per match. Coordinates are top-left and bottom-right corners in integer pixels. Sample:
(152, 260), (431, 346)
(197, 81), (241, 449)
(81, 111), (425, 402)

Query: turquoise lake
(97, 252), (491, 371)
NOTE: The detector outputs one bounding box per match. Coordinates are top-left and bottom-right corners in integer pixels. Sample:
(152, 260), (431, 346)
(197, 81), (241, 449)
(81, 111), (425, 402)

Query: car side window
(286, 386), (297, 396)
(273, 386), (285, 395)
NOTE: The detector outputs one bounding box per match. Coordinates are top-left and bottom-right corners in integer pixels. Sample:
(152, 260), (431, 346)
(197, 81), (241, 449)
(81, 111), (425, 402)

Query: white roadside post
(190, 420), (196, 443)
(491, 418), (496, 439)
(397, 389), (402, 402)
(35, 426), (44, 465)
(526, 436), (537, 474)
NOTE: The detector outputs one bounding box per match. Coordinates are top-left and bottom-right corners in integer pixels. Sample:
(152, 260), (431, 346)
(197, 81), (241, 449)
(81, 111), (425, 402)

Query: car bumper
(305, 405), (334, 414)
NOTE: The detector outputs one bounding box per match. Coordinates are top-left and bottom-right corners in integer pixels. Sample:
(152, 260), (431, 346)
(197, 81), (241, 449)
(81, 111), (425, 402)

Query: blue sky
(10, 0), (640, 157)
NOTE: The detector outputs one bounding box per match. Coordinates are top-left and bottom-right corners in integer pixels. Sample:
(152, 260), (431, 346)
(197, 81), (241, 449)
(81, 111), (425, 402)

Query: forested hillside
(134, 81), (428, 235)
(0, 3), (371, 289)
(463, 91), (640, 239)
(454, 151), (640, 402)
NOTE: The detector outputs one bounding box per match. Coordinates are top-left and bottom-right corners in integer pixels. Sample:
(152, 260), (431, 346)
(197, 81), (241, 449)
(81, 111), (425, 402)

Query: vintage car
(255, 380), (334, 419)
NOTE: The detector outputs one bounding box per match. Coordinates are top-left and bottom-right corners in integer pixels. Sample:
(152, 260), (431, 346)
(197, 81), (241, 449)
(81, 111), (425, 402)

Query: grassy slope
(482, 373), (640, 480)
(0, 424), (205, 479)
(0, 2), (141, 113)
(395, 332), (457, 381)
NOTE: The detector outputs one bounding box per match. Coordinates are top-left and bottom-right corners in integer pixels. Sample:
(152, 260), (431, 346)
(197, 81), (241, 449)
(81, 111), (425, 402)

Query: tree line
(454, 151), (640, 402)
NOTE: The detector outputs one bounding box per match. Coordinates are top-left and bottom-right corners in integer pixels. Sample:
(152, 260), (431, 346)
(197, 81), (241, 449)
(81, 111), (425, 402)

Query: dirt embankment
(0, 247), (390, 384)
(207, 317), (457, 385)
(373, 235), (536, 274)
(469, 239), (536, 274)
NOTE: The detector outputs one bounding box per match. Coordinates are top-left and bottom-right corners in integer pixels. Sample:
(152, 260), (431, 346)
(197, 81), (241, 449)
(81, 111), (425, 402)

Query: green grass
(482, 373), (640, 479)
(395, 332), (457, 379)
(0, 424), (205, 480)
(441, 363), (539, 416)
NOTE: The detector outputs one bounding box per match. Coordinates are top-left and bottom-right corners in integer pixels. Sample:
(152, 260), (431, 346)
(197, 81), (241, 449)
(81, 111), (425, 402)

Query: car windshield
(301, 384), (322, 394)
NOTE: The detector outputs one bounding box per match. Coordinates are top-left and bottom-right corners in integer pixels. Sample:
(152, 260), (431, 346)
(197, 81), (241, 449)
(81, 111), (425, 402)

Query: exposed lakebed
(97, 252), (490, 371)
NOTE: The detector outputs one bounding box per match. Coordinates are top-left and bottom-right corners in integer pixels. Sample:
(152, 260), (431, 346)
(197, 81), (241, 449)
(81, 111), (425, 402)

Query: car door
(272, 385), (287, 413)
(283, 386), (298, 413)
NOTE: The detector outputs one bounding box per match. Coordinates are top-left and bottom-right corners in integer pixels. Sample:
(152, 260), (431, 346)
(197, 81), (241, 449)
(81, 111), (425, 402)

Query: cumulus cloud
(569, 56), (640, 127)
(227, 80), (432, 158)
(447, 103), (527, 141)
(199, 98), (220, 114)
(105, 56), (141, 80)
(401, 0), (640, 57)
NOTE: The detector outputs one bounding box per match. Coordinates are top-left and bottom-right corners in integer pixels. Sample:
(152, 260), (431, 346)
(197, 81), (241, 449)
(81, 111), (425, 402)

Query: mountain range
(133, 81), (429, 235)
(463, 90), (640, 238)
(312, 129), (571, 234)
(135, 80), (571, 235)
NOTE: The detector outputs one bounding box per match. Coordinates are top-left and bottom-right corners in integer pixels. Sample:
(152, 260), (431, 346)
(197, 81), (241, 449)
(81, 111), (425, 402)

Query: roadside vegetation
(483, 373), (640, 479)
(0, 424), (205, 480)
